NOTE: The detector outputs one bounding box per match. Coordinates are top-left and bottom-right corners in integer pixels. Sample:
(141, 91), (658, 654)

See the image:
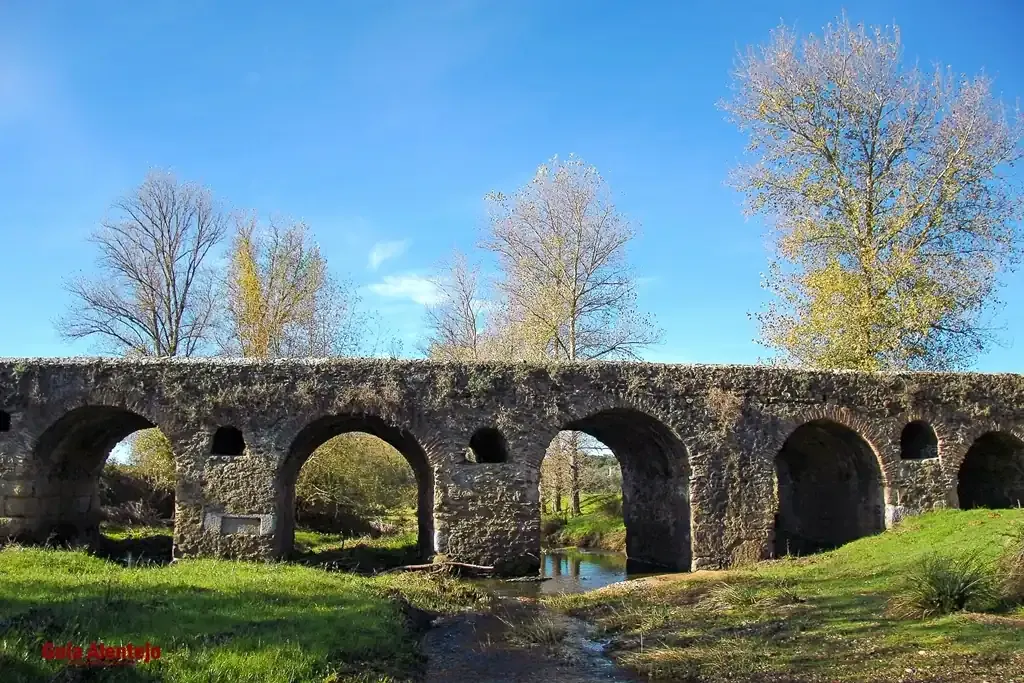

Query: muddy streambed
(421, 550), (663, 682)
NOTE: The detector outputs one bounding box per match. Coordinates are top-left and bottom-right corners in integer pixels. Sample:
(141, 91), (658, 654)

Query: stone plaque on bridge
(202, 510), (275, 536)
(220, 515), (262, 535)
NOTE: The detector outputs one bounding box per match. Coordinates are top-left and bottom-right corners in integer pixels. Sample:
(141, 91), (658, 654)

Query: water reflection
(483, 549), (666, 598)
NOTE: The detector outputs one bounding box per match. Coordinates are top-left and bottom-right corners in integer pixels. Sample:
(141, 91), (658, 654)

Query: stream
(479, 548), (662, 598)
(421, 550), (661, 682)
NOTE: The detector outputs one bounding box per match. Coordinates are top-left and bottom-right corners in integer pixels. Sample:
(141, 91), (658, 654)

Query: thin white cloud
(367, 274), (441, 306)
(368, 240), (409, 270)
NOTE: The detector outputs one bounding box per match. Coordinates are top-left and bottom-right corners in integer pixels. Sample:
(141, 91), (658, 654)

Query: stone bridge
(1, 358), (1023, 575)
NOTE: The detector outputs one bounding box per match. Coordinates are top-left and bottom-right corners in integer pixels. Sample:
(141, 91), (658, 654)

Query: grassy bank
(293, 529), (423, 573)
(100, 522), (424, 574)
(547, 509), (1024, 682)
(0, 544), (491, 683)
(542, 493), (626, 552)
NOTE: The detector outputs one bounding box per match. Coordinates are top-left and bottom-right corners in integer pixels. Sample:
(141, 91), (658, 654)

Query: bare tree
(57, 170), (227, 356)
(720, 14), (1024, 370)
(423, 156), (659, 514)
(220, 213), (368, 358)
(483, 154), (663, 363)
(483, 154), (663, 514)
(422, 251), (486, 360)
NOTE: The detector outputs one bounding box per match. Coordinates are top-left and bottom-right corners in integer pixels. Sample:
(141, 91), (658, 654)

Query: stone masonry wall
(1, 358), (1023, 575)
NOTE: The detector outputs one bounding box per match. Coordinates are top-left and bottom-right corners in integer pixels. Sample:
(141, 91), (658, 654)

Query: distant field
(548, 508), (1024, 682)
(542, 492), (626, 552)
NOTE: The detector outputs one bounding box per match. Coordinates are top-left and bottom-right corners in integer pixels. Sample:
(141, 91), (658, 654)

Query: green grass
(0, 545), (491, 683)
(96, 523), (422, 574)
(546, 509), (1024, 682)
(293, 529), (417, 554)
(542, 493), (626, 552)
(101, 524), (174, 541)
(291, 529), (422, 574)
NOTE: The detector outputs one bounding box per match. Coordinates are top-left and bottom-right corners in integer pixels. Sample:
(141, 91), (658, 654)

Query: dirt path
(420, 597), (639, 683)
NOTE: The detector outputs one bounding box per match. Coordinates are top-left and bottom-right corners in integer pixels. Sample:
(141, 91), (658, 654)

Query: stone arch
(767, 406), (893, 498)
(546, 404), (691, 571)
(274, 413), (435, 559)
(29, 405), (163, 544)
(773, 418), (885, 556)
(900, 420), (939, 460)
(957, 430), (1024, 509)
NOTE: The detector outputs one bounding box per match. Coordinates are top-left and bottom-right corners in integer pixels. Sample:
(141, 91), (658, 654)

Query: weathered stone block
(0, 480), (32, 497)
(885, 504), (909, 527)
(0, 516), (28, 536)
(3, 496), (38, 517)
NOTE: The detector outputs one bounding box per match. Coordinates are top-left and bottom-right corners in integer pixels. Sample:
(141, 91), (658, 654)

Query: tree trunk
(569, 432), (582, 516)
(553, 451), (564, 514)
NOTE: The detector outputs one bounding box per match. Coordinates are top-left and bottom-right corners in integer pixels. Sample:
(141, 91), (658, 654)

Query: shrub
(100, 462), (174, 524)
(890, 552), (998, 618)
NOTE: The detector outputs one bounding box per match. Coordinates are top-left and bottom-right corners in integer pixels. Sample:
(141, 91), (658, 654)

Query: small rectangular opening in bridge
(0, 410), (10, 432)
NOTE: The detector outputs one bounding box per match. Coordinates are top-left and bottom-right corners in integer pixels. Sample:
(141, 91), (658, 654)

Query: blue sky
(1, 1), (1022, 370)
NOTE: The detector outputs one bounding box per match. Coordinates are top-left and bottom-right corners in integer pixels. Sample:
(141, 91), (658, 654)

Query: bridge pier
(169, 421), (289, 562)
(432, 446), (543, 576)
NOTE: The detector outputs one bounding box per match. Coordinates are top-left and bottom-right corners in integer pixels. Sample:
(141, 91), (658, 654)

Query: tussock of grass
(547, 509), (1024, 682)
(498, 614), (568, 649)
(0, 545), (488, 683)
(618, 647), (702, 682)
(698, 578), (804, 614)
(889, 551), (999, 618)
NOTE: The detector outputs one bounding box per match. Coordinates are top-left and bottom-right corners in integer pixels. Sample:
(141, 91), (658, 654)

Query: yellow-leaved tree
(721, 14), (1023, 370)
(221, 214), (366, 357)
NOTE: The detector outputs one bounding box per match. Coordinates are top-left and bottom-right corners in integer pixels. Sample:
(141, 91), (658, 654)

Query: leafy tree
(126, 428), (176, 494)
(296, 434), (416, 517)
(57, 171), (227, 356)
(721, 14), (1023, 370)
